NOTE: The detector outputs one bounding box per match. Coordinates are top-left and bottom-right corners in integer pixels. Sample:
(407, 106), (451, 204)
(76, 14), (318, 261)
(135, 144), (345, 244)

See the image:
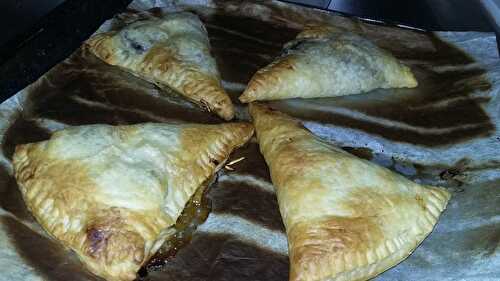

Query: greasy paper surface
(0, 1), (499, 281)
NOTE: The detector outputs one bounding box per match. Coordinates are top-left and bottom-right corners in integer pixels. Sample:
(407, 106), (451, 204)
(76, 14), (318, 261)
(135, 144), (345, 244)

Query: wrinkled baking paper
(0, 1), (498, 281)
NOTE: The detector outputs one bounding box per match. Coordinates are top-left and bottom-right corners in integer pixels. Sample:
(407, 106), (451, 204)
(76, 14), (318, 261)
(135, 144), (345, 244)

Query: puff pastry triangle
(249, 103), (450, 281)
(86, 12), (234, 120)
(13, 122), (253, 281)
(240, 25), (417, 103)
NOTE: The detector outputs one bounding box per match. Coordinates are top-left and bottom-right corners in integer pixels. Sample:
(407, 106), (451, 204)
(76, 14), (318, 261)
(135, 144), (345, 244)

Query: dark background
(287, 0), (492, 31)
(0, 0), (494, 104)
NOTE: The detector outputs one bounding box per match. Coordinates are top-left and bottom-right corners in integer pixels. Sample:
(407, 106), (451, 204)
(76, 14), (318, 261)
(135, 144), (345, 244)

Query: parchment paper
(0, 1), (499, 281)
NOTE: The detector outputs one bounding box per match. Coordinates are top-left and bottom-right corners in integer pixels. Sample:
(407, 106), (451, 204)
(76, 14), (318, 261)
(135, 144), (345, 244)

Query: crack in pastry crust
(145, 177), (213, 271)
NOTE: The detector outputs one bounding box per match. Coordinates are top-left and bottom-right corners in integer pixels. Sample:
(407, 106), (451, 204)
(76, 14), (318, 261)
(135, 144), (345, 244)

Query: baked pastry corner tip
(85, 32), (116, 64)
(248, 102), (274, 124)
(239, 87), (256, 103)
(405, 68), (419, 88)
(394, 64), (418, 89)
(216, 101), (236, 121)
(248, 102), (273, 116)
(248, 102), (299, 126)
(224, 121), (255, 140)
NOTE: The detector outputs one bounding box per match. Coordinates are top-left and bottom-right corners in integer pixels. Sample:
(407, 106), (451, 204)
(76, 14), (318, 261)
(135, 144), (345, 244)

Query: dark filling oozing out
(140, 178), (213, 276)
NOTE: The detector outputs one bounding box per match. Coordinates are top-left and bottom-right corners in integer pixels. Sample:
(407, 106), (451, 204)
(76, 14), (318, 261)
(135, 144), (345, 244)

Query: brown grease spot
(352, 68), (492, 128)
(415, 158), (500, 188)
(342, 146), (373, 160)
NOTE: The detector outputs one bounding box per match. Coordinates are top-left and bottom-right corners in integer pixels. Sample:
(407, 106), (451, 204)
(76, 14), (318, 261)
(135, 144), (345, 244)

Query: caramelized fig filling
(143, 177), (213, 272)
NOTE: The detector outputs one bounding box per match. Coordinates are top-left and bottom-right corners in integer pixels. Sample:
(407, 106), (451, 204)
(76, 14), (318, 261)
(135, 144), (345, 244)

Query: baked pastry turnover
(13, 122), (253, 281)
(240, 25), (417, 103)
(86, 12), (235, 120)
(249, 103), (450, 281)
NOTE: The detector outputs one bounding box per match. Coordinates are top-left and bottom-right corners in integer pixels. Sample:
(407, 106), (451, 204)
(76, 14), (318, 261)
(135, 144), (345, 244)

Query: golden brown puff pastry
(13, 122), (253, 281)
(239, 25), (417, 103)
(86, 12), (234, 120)
(249, 103), (450, 281)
